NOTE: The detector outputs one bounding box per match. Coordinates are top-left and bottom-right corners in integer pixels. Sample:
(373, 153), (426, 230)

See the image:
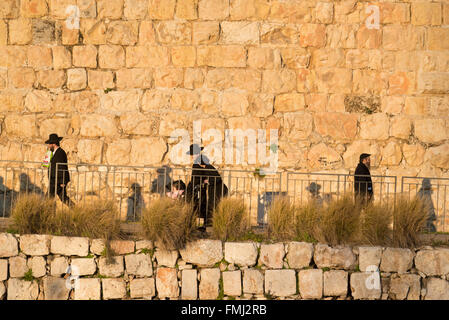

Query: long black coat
(49, 147), (70, 187)
(354, 162), (373, 201)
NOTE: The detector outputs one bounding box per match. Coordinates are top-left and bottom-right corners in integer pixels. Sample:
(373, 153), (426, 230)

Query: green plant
(217, 277), (224, 300)
(23, 269), (34, 282)
(392, 196), (428, 248)
(211, 198), (249, 241)
(140, 198), (197, 250)
(266, 196), (296, 241)
(295, 201), (321, 243)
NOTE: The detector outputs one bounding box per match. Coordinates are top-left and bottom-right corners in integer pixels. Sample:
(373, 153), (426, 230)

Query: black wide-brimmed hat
(186, 144), (204, 155)
(306, 182), (321, 193)
(359, 153), (371, 162)
(45, 133), (63, 144)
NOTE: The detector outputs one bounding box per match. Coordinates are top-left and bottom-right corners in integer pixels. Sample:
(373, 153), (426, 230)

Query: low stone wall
(1, 232), (448, 300)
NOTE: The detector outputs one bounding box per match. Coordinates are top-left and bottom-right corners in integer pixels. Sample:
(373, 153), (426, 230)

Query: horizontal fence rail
(0, 160), (447, 232)
(286, 172), (397, 207)
(401, 176), (449, 233)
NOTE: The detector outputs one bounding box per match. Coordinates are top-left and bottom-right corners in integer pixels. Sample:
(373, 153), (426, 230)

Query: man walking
(45, 133), (73, 206)
(354, 153), (373, 203)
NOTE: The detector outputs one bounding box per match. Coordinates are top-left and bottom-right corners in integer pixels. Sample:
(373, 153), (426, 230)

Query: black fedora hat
(186, 144), (204, 155)
(45, 133), (63, 144)
(359, 153), (371, 162)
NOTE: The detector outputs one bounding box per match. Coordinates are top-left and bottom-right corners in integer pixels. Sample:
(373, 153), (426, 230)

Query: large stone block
(265, 269), (296, 297)
(130, 278), (155, 299)
(126, 46), (169, 68)
(223, 271), (241, 297)
(424, 278), (449, 300)
(300, 24), (326, 47)
(80, 114), (117, 137)
(350, 272), (381, 300)
(262, 69), (296, 94)
(0, 0), (19, 18)
(389, 274), (421, 300)
(156, 268), (179, 298)
(99, 45), (125, 70)
(220, 21), (259, 44)
(110, 240), (135, 255)
(37, 70), (66, 89)
(73, 45), (97, 68)
(324, 270), (348, 297)
(27, 256), (46, 278)
(67, 68), (87, 91)
(171, 46), (196, 67)
(148, 0), (175, 19)
(282, 112), (313, 141)
(4, 114), (38, 138)
(9, 256), (28, 278)
(51, 236), (89, 257)
(155, 250), (178, 268)
(125, 254), (153, 277)
(380, 248), (414, 274)
(74, 278), (101, 300)
(102, 278), (127, 300)
(43, 276), (70, 300)
(198, 0), (229, 20)
(426, 144), (449, 170)
(77, 139), (103, 164)
(50, 256), (68, 276)
(243, 269), (264, 295)
(358, 247), (382, 272)
(359, 113), (390, 140)
(87, 70), (114, 90)
(414, 119), (447, 144)
(224, 242), (258, 267)
(97, 0), (123, 19)
(415, 249), (449, 277)
(8, 67), (36, 89)
(0, 260), (7, 281)
(411, 2), (441, 26)
(298, 269), (323, 299)
(130, 137), (166, 166)
(181, 269), (197, 300)
(7, 278), (39, 300)
(286, 242), (313, 269)
(193, 21), (219, 45)
(99, 256), (124, 278)
(313, 244), (356, 270)
(197, 46), (246, 68)
(155, 21), (191, 45)
(274, 93), (305, 112)
(106, 21), (138, 45)
(0, 233), (18, 258)
(199, 268), (220, 300)
(383, 25), (425, 51)
(154, 68), (184, 88)
(70, 258), (97, 276)
(248, 47), (280, 69)
(27, 45), (52, 68)
(259, 243), (284, 269)
(106, 139), (131, 165)
(9, 18), (33, 45)
(418, 72), (449, 94)
(428, 27), (449, 50)
(179, 240), (223, 267)
(314, 113), (358, 141)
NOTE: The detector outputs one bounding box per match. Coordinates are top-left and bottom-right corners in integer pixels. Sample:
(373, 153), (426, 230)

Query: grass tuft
(211, 198), (249, 241)
(392, 196), (428, 248)
(140, 198), (197, 250)
(266, 196), (297, 242)
(360, 202), (393, 246)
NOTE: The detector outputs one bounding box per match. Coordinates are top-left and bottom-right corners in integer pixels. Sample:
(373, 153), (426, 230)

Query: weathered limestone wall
(0, 0), (448, 178)
(1, 232), (449, 300)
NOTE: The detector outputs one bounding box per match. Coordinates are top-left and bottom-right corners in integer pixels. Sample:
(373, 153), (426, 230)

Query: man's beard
(49, 146), (55, 152)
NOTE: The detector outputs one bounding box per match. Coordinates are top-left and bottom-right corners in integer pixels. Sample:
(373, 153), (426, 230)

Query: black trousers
(49, 183), (73, 206)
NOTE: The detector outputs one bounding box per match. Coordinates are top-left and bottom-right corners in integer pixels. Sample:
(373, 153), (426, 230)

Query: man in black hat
(45, 133), (73, 206)
(185, 144), (227, 228)
(354, 153), (373, 203)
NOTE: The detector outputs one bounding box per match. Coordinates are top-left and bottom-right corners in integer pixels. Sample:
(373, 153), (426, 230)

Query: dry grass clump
(295, 201), (321, 243)
(11, 194), (57, 235)
(359, 202), (393, 246)
(140, 198), (196, 250)
(392, 196), (428, 248)
(211, 198), (248, 241)
(316, 194), (362, 246)
(266, 196), (297, 241)
(11, 194), (121, 240)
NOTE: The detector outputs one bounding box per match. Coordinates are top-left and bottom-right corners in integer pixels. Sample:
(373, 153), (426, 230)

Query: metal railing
(1, 160), (448, 232)
(401, 176), (449, 233)
(286, 172), (397, 207)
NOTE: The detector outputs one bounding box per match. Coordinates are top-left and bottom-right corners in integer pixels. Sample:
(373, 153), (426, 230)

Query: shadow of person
(150, 165), (172, 195)
(417, 178), (437, 233)
(306, 182), (324, 206)
(126, 183), (145, 222)
(19, 173), (44, 196)
(0, 176), (15, 218)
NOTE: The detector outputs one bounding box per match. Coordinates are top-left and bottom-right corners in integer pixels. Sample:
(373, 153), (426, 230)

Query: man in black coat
(45, 133), (73, 206)
(185, 144), (228, 227)
(354, 153), (373, 203)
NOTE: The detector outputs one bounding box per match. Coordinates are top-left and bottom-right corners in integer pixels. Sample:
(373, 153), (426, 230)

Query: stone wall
(0, 0), (447, 178)
(1, 232), (449, 300)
